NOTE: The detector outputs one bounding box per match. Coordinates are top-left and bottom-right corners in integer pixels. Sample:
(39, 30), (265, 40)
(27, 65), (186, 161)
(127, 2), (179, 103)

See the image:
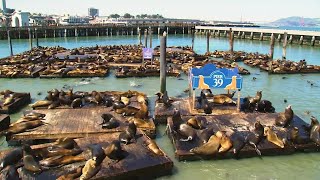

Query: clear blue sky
(6, 0), (320, 22)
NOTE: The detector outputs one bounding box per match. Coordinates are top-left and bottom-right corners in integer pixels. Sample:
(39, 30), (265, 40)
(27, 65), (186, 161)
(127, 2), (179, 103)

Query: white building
(11, 10), (29, 27)
(59, 15), (90, 25)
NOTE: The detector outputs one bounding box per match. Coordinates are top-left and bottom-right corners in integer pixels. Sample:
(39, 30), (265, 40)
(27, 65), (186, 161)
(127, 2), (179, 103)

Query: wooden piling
(149, 27), (153, 48)
(191, 29), (195, 50)
(237, 31), (241, 38)
(160, 33), (167, 93)
(288, 35), (293, 44)
(75, 28), (78, 37)
(183, 27), (185, 34)
(53, 30), (56, 38)
(206, 31), (210, 54)
(299, 36), (304, 45)
(64, 29), (67, 37)
(35, 28), (39, 47)
(311, 36), (315, 46)
(7, 29), (13, 56)
(282, 32), (287, 60)
(229, 28), (234, 54)
(144, 29), (148, 48)
(277, 34), (281, 42)
(269, 33), (275, 60)
(241, 31), (245, 39)
(138, 28), (142, 45)
(28, 28), (33, 50)
(250, 32), (253, 40)
(259, 32), (264, 41)
(166, 27), (169, 35)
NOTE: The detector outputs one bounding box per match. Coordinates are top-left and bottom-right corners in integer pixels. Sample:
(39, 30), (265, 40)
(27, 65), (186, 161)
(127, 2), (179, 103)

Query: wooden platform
(11, 108), (156, 142)
(154, 98), (239, 124)
(0, 114), (10, 131)
(166, 113), (320, 161)
(0, 93), (31, 114)
(0, 132), (173, 180)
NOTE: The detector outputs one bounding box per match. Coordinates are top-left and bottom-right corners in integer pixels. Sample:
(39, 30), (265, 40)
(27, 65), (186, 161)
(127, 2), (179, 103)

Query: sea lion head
(286, 104), (292, 110)
(215, 131), (225, 139)
(310, 116), (319, 126)
(263, 126), (270, 136)
(254, 120), (263, 131)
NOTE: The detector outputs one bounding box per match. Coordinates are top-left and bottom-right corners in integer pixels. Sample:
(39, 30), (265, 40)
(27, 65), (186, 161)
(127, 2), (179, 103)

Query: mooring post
(206, 31), (210, 54)
(35, 28), (39, 47)
(158, 27), (160, 35)
(277, 34), (281, 42)
(53, 29), (56, 38)
(191, 29), (195, 50)
(44, 30), (47, 38)
(217, 30), (220, 37)
(311, 36), (316, 46)
(28, 28), (33, 50)
(299, 36), (304, 45)
(259, 32), (264, 41)
(144, 29), (148, 48)
(237, 90), (241, 112)
(282, 32), (287, 60)
(7, 29), (13, 56)
(149, 27), (153, 48)
(64, 29), (67, 37)
(288, 35), (293, 44)
(18, 31), (21, 39)
(229, 28), (234, 54)
(241, 32), (245, 39)
(166, 27), (169, 35)
(183, 27), (185, 34)
(110, 28), (113, 36)
(237, 31), (241, 38)
(269, 33), (275, 60)
(160, 32), (167, 93)
(250, 32), (254, 40)
(138, 28), (142, 45)
(75, 28), (78, 37)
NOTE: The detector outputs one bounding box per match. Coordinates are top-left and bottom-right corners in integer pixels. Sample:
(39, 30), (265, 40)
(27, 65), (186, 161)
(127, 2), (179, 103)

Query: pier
(195, 26), (320, 46)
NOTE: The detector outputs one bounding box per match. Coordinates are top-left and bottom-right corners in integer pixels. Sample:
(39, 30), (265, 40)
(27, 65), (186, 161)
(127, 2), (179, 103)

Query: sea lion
(3, 95), (14, 106)
(137, 95), (146, 104)
(1, 165), (20, 180)
(248, 90), (262, 104)
(112, 101), (126, 110)
(186, 116), (204, 129)
(275, 105), (294, 127)
(219, 91), (236, 98)
(101, 117), (119, 129)
(199, 92), (212, 114)
(116, 106), (139, 116)
(161, 91), (172, 107)
(119, 122), (137, 144)
(57, 166), (83, 180)
(196, 127), (215, 143)
(213, 95), (236, 104)
(190, 134), (221, 156)
(310, 117), (320, 145)
(34, 147), (82, 159)
(255, 100), (275, 113)
(172, 108), (183, 132)
(103, 140), (125, 161)
(216, 131), (233, 153)
(1, 120), (45, 137)
(288, 127), (310, 145)
(230, 132), (246, 157)
(264, 127), (285, 148)
(23, 146), (42, 173)
(48, 101), (60, 109)
(52, 138), (78, 150)
(201, 89), (213, 97)
(40, 155), (86, 167)
(30, 100), (53, 109)
(178, 124), (196, 142)
(80, 157), (101, 180)
(245, 120), (264, 156)
(129, 117), (153, 129)
(87, 144), (106, 165)
(134, 102), (148, 119)
(0, 90), (13, 97)
(0, 148), (23, 171)
(146, 139), (164, 156)
(71, 98), (82, 108)
(120, 96), (130, 106)
(23, 111), (45, 120)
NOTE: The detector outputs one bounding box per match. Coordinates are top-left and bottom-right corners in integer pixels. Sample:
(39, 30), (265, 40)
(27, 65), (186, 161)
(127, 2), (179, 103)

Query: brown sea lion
(1, 165), (20, 180)
(186, 116), (204, 129)
(80, 157), (101, 180)
(116, 106), (139, 116)
(219, 91), (236, 98)
(0, 148), (23, 171)
(1, 120), (45, 137)
(230, 132), (246, 157)
(248, 90), (262, 104)
(112, 101), (126, 110)
(146, 139), (164, 156)
(103, 140), (125, 161)
(134, 102), (148, 119)
(128, 117), (154, 129)
(23, 146), (42, 173)
(30, 100), (53, 109)
(264, 127), (284, 148)
(137, 94), (146, 104)
(52, 138), (78, 150)
(34, 147), (82, 159)
(310, 117), (320, 145)
(48, 101), (60, 109)
(119, 122), (137, 145)
(23, 111), (46, 120)
(87, 144), (106, 165)
(172, 108), (183, 132)
(57, 166), (83, 180)
(178, 124), (196, 142)
(288, 127), (310, 145)
(3, 95), (14, 106)
(216, 131), (233, 153)
(40, 155), (86, 167)
(120, 96), (130, 106)
(213, 95), (236, 104)
(0, 90), (13, 97)
(275, 105), (294, 127)
(190, 135), (221, 156)
(245, 121), (264, 156)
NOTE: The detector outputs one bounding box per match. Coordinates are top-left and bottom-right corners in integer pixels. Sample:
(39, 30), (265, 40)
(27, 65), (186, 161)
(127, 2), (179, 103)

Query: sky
(4, 0), (320, 22)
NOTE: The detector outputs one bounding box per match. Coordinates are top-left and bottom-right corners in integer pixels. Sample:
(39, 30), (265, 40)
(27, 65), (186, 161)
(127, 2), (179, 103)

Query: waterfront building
(59, 15), (90, 25)
(29, 15), (57, 26)
(11, 10), (29, 27)
(88, 8), (99, 18)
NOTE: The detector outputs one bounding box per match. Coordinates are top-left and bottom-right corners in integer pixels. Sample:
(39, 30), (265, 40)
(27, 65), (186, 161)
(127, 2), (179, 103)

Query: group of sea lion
(241, 90), (275, 113)
(208, 50), (269, 62)
(0, 90), (28, 109)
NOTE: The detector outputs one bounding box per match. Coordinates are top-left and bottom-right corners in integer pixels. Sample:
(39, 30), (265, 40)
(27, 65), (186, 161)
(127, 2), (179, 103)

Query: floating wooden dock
(0, 132), (173, 180)
(166, 113), (320, 161)
(11, 108), (156, 142)
(0, 93), (31, 114)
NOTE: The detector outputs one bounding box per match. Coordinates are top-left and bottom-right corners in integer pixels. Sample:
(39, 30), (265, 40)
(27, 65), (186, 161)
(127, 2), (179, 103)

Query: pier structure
(195, 26), (320, 46)
(0, 24), (194, 40)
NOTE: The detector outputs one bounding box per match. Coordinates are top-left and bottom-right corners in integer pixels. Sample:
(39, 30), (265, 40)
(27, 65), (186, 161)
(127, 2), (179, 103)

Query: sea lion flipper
(179, 136), (192, 142)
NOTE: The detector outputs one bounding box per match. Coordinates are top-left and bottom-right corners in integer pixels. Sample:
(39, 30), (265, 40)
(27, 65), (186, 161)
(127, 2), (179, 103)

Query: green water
(0, 35), (320, 179)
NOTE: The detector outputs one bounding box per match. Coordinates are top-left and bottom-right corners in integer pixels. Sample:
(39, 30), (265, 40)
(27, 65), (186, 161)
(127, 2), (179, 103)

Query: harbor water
(0, 34), (320, 179)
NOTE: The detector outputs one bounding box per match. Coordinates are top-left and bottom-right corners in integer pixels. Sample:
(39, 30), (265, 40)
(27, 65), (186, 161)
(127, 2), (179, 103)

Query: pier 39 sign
(189, 64), (243, 90)
(142, 48), (153, 59)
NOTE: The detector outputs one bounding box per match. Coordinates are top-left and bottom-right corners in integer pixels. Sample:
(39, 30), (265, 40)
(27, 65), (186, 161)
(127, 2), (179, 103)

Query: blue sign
(143, 48), (153, 59)
(189, 64), (243, 90)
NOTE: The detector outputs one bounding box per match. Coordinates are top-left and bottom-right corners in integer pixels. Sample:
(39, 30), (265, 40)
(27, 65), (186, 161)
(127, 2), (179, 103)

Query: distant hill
(269, 16), (320, 27)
